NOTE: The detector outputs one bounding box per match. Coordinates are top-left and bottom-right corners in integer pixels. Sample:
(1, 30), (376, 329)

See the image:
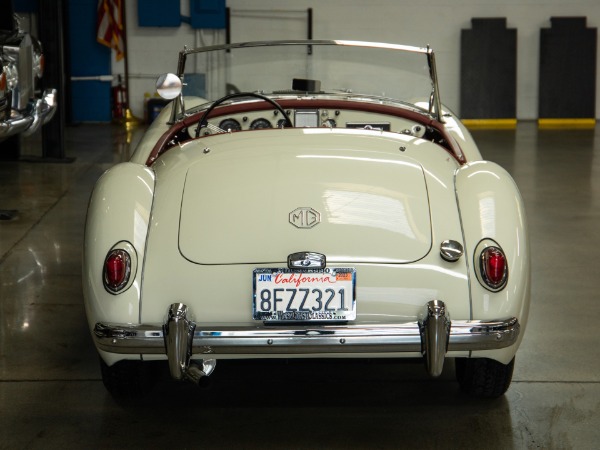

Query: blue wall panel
(70, 81), (111, 122)
(138, 0), (181, 27)
(68, 0), (112, 122)
(190, 0), (226, 29)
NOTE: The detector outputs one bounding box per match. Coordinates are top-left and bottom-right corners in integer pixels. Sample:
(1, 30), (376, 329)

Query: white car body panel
(138, 128), (470, 325)
(83, 163), (155, 327)
(455, 161), (530, 363)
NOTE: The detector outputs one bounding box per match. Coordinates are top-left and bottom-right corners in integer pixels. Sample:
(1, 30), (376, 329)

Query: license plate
(253, 268), (356, 321)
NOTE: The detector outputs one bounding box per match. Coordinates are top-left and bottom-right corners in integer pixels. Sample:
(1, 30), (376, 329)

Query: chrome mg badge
(289, 207), (321, 229)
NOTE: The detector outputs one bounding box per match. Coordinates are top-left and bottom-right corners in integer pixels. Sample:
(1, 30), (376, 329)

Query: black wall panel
(38, 0), (67, 160)
(539, 17), (597, 119)
(460, 18), (516, 120)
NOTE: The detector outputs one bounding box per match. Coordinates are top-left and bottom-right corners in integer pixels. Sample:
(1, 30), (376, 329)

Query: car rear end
(87, 128), (522, 389)
(84, 40), (528, 398)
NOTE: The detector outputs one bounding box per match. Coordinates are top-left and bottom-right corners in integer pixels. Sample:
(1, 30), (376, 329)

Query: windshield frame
(169, 40), (443, 124)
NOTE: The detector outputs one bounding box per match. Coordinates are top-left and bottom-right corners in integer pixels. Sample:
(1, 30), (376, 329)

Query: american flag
(96, 0), (124, 61)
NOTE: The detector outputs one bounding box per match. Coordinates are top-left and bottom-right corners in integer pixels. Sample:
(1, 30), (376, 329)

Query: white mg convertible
(83, 40), (530, 398)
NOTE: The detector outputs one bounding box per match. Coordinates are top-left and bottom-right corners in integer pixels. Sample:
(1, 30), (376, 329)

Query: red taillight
(103, 249), (131, 293)
(480, 246), (508, 291)
(0, 72), (6, 92)
(38, 54), (45, 77)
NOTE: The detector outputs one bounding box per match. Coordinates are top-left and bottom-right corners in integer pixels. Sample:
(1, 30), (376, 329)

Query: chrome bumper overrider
(93, 300), (520, 383)
(0, 89), (58, 139)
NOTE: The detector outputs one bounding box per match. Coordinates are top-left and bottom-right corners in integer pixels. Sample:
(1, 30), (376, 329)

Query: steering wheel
(194, 92), (293, 138)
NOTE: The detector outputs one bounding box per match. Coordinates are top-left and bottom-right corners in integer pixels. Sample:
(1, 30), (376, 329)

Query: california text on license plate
(253, 268), (356, 321)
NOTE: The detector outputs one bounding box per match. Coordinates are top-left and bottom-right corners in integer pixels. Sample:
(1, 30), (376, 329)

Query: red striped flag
(96, 0), (124, 61)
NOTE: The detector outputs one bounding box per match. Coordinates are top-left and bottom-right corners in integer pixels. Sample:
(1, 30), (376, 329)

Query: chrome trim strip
(94, 317), (519, 355)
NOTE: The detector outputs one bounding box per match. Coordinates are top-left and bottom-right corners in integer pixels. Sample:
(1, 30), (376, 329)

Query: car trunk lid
(178, 130), (432, 265)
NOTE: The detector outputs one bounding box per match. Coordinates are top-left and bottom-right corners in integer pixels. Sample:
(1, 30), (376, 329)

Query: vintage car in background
(83, 40), (530, 398)
(0, 11), (57, 148)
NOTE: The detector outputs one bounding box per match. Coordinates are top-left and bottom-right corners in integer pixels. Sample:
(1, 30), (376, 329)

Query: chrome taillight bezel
(102, 241), (137, 294)
(474, 240), (509, 292)
(103, 249), (131, 293)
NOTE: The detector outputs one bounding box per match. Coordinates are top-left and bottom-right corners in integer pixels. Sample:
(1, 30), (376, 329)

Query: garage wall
(115, 0), (600, 120)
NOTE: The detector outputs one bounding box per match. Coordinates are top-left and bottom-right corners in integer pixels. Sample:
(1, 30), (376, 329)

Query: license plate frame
(253, 268), (356, 322)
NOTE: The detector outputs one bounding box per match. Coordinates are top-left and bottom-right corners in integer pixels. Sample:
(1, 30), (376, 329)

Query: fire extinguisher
(112, 75), (126, 119)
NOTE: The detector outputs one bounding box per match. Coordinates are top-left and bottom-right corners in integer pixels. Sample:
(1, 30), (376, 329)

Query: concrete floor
(1, 122), (599, 449)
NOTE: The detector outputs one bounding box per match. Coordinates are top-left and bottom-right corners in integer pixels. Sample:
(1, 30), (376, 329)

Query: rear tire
(99, 358), (155, 398)
(455, 357), (515, 398)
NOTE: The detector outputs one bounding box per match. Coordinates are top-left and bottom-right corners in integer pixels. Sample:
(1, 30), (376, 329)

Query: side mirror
(156, 73), (182, 100)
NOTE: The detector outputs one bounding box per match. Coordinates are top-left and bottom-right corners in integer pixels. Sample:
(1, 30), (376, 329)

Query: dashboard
(146, 97), (466, 166)
(199, 107), (428, 138)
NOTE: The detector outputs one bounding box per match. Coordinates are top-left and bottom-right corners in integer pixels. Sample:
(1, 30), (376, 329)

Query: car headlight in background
(4, 60), (18, 90)
(32, 52), (44, 79)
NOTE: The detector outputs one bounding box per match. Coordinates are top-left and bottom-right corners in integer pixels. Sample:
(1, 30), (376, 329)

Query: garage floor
(1, 122), (599, 449)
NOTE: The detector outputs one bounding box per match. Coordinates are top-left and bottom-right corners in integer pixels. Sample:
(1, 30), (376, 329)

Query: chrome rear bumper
(94, 300), (519, 382)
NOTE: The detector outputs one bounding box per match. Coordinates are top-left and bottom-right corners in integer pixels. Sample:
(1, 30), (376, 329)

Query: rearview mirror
(156, 73), (182, 100)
